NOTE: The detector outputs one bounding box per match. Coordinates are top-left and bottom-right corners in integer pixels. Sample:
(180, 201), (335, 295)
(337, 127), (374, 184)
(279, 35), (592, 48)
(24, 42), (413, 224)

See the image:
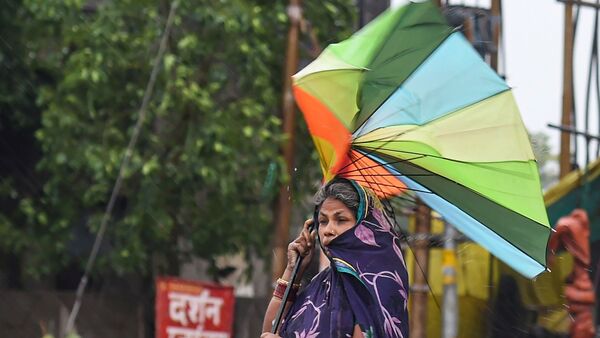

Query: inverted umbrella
(293, 0), (550, 279)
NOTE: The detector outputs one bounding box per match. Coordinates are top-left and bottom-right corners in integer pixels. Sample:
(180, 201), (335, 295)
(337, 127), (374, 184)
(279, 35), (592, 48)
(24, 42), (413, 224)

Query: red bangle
(277, 278), (301, 289)
(273, 278), (299, 301)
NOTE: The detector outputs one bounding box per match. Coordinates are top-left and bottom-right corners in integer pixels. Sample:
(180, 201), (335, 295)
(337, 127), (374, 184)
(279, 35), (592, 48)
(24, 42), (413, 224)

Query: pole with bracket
(442, 221), (458, 338)
(410, 201), (432, 338)
(560, 0), (575, 178)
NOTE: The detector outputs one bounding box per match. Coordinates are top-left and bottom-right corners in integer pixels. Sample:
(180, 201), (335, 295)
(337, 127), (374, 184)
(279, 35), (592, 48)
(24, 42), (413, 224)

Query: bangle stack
(273, 278), (301, 301)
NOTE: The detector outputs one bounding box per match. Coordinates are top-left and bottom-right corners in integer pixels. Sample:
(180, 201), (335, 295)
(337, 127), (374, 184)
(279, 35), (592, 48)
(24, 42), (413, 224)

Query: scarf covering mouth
(279, 182), (409, 338)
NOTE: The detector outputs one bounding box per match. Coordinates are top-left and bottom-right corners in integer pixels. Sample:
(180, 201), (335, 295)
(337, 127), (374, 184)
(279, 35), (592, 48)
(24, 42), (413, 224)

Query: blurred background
(1, 0), (599, 337)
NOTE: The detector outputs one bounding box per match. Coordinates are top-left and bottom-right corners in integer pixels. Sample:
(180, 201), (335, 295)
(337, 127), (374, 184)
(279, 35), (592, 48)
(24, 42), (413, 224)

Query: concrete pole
(410, 202), (431, 338)
(488, 0), (502, 314)
(272, 0), (301, 282)
(560, 0), (574, 178)
(442, 222), (458, 338)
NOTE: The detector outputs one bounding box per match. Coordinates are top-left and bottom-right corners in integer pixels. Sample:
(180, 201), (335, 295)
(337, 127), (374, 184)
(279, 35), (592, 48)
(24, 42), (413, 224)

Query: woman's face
(318, 197), (357, 247)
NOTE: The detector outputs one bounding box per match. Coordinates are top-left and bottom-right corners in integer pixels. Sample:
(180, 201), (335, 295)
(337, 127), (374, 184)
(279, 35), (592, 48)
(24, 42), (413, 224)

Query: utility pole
(442, 222), (458, 338)
(360, 0), (389, 25)
(410, 202), (431, 338)
(561, 0), (575, 178)
(408, 2), (443, 336)
(272, 0), (302, 282)
(488, 0), (502, 323)
(490, 0), (502, 71)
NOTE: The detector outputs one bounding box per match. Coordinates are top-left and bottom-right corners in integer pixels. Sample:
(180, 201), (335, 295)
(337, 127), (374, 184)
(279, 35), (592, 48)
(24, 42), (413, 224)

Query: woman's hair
(313, 178), (359, 216)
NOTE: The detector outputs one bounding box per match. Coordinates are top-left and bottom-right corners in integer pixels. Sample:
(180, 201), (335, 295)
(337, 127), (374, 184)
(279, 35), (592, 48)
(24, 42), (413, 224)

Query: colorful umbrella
(292, 0), (550, 278)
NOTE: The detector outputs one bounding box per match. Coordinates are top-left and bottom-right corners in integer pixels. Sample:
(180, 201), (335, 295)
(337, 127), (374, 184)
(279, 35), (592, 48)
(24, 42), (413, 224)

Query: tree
(529, 131), (558, 189)
(0, 0), (355, 283)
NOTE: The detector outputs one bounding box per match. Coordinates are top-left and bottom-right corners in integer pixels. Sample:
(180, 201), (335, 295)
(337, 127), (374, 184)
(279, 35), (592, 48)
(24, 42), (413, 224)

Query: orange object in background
(548, 209), (596, 338)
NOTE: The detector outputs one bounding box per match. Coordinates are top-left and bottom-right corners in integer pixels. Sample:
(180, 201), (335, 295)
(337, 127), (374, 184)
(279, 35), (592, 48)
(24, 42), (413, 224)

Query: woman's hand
(262, 221), (314, 334)
(284, 219), (317, 278)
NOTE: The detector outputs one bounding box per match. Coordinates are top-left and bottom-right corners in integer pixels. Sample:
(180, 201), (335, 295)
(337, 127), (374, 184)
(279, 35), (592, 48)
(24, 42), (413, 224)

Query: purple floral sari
(279, 185), (409, 338)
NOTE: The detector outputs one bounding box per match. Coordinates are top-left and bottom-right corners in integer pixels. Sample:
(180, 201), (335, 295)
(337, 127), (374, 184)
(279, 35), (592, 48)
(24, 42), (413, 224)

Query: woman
(261, 178), (409, 337)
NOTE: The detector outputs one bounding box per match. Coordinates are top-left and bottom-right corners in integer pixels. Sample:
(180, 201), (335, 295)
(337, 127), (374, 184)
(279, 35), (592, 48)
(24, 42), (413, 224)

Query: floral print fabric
(280, 187), (409, 337)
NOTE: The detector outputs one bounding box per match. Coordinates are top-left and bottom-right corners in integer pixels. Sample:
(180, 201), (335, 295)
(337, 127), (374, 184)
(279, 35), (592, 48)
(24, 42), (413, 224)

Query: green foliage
(529, 131), (558, 189)
(1, 0), (355, 279)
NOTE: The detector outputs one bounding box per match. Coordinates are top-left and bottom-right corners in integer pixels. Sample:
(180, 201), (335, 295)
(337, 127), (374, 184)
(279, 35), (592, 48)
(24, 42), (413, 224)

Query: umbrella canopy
(292, 0), (550, 278)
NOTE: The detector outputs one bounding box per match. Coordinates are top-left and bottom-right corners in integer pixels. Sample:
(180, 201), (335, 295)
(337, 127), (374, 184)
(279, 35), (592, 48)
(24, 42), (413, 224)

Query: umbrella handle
(270, 252), (304, 333)
(271, 216), (317, 334)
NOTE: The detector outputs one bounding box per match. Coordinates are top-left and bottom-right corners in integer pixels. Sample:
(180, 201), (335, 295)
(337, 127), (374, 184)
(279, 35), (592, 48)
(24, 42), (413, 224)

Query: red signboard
(155, 277), (235, 338)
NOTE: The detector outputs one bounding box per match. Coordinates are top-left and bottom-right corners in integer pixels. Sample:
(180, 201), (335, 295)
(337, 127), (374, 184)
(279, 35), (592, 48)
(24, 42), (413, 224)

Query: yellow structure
(405, 207), (576, 336)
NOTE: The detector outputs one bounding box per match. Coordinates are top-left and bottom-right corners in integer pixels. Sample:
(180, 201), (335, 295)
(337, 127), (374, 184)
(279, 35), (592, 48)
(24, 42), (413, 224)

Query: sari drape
(280, 184), (409, 338)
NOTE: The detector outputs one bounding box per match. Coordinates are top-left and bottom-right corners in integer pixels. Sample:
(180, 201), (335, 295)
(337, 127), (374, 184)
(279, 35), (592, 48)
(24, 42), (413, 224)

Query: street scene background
(1, 0), (598, 337)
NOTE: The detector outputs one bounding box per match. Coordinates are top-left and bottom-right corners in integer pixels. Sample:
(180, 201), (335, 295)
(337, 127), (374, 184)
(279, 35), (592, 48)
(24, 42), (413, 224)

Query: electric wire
(64, 1), (179, 334)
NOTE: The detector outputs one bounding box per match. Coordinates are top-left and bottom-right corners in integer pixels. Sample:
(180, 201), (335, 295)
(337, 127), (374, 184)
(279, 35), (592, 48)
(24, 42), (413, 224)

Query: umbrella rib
(349, 178), (434, 195)
(340, 120), (414, 174)
(360, 145), (543, 180)
(338, 136), (410, 173)
(339, 155), (429, 175)
(342, 172), (433, 178)
(353, 94), (512, 145)
(389, 193), (418, 204)
(347, 151), (409, 198)
(372, 151), (550, 273)
(353, 87), (515, 147)
(350, 153), (440, 309)
(344, 150), (434, 195)
(376, 150), (553, 232)
(360, 145), (543, 182)
(380, 198), (440, 310)
(346, 151), (391, 198)
(352, 127), (419, 144)
(357, 145), (474, 165)
(359, 152), (400, 197)
(347, 150), (431, 195)
(351, 27), (455, 134)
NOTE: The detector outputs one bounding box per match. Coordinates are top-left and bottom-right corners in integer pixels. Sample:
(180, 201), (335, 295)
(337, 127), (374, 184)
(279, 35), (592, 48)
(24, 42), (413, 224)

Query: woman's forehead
(319, 198), (353, 215)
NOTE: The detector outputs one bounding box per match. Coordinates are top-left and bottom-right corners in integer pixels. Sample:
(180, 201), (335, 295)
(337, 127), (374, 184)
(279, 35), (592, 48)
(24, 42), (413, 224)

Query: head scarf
(279, 180), (409, 338)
